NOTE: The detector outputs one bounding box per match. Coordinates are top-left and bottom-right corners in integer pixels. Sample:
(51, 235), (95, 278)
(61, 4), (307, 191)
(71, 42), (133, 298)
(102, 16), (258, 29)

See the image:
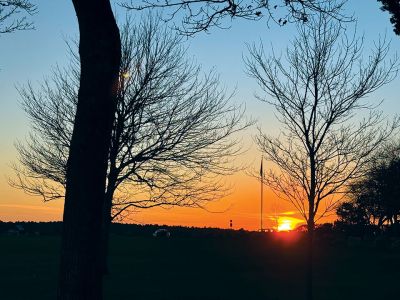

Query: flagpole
(260, 156), (263, 232)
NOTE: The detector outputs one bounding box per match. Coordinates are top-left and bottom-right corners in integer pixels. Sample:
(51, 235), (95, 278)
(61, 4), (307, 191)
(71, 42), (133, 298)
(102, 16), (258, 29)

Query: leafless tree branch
(0, 0), (35, 34)
(122, 0), (349, 35)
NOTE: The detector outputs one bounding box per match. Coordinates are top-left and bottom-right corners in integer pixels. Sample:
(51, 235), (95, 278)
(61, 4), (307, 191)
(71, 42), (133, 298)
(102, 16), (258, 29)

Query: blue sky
(0, 1), (399, 227)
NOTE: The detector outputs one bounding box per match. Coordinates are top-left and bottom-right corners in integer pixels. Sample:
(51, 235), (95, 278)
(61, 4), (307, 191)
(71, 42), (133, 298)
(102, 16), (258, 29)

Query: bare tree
(0, 0), (35, 34)
(12, 15), (248, 272)
(124, 0), (348, 35)
(245, 14), (398, 300)
(13, 15), (245, 217)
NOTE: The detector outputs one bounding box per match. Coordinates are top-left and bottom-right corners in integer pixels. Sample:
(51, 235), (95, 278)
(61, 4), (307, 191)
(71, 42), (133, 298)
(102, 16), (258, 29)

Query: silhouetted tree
(336, 201), (370, 226)
(378, 0), (400, 35)
(12, 15), (248, 274)
(57, 1), (121, 299)
(345, 142), (400, 230)
(245, 14), (398, 300)
(0, 0), (35, 34)
(124, 0), (347, 34)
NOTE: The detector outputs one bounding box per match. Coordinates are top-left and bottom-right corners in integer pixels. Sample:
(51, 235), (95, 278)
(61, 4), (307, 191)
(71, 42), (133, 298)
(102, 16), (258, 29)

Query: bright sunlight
(277, 218), (295, 231)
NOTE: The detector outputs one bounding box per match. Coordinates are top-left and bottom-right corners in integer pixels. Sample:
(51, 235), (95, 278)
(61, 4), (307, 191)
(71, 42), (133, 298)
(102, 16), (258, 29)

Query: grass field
(1, 233), (399, 299)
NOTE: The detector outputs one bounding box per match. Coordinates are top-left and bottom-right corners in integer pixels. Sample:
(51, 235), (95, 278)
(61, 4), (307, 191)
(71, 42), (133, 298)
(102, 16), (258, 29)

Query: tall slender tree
(246, 14), (398, 300)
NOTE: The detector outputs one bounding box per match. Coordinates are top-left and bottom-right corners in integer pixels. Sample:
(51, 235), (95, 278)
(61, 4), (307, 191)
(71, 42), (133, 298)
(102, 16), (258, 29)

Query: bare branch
(0, 0), (35, 34)
(122, 0), (349, 35)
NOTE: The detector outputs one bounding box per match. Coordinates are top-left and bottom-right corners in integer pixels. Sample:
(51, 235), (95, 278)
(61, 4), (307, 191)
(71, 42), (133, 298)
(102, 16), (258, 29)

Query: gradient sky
(1, 1), (399, 230)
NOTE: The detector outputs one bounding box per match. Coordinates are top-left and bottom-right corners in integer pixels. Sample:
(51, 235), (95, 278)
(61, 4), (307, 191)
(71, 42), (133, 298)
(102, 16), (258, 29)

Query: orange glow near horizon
(1, 161), (335, 229)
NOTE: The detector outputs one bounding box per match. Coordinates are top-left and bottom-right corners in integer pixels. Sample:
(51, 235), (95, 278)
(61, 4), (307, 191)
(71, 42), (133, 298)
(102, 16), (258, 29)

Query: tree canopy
(378, 0), (400, 35)
(339, 142), (400, 229)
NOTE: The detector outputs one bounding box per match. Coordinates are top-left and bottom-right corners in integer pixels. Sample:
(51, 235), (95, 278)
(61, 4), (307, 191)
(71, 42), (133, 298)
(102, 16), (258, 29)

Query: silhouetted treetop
(378, 0), (400, 35)
(336, 201), (370, 227)
(124, 0), (348, 34)
(344, 141), (400, 229)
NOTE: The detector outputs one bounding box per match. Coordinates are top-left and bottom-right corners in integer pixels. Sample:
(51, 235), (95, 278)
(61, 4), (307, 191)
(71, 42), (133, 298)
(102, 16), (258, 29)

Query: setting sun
(276, 217), (304, 231)
(277, 219), (293, 231)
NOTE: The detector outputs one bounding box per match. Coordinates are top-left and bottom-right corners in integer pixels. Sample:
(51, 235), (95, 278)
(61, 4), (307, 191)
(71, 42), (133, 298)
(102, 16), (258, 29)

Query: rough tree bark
(57, 1), (121, 299)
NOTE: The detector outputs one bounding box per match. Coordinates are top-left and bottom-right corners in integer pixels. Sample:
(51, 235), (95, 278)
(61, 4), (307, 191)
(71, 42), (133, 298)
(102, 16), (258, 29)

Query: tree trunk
(101, 187), (115, 275)
(306, 153), (316, 300)
(101, 126), (121, 276)
(57, 1), (121, 299)
(306, 220), (315, 300)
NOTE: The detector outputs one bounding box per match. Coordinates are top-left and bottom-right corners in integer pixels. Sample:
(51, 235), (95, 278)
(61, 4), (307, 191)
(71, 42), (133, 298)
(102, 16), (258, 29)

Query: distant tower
(230, 219), (233, 229)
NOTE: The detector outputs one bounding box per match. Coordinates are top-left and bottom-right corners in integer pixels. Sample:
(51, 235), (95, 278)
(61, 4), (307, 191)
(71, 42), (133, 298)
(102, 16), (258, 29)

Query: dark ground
(0, 231), (399, 300)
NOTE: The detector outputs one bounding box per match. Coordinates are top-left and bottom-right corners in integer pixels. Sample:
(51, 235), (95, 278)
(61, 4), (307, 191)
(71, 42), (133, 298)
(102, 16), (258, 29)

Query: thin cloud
(0, 204), (61, 212)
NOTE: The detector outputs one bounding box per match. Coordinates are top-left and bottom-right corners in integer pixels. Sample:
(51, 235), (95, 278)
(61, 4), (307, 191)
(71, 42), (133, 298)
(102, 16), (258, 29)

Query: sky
(0, 1), (399, 231)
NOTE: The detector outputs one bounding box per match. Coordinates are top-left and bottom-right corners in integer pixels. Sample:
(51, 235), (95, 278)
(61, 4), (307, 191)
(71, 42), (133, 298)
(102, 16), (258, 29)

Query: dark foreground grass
(0, 233), (399, 300)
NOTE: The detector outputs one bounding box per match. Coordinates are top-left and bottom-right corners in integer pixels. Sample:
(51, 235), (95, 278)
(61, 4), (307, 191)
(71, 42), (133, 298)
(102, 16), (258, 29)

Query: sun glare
(277, 219), (294, 231)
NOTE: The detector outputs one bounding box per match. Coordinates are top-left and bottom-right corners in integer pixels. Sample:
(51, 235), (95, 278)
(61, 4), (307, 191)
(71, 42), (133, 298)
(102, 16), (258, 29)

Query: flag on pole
(260, 157), (263, 178)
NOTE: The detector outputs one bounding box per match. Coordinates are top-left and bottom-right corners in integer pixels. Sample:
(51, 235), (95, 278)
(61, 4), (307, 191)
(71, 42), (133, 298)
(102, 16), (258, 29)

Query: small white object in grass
(153, 228), (171, 238)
